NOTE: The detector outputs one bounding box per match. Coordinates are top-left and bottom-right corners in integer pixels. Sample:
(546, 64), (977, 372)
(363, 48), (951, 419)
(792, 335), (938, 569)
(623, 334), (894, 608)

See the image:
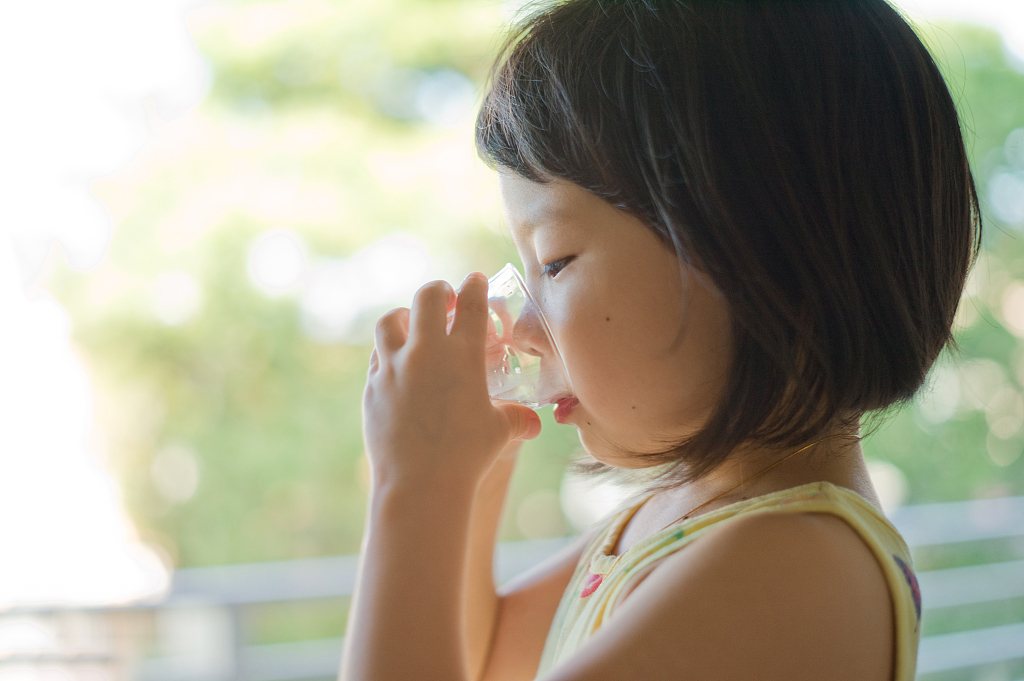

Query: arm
(340, 472), (474, 681)
(480, 529), (594, 681)
(461, 436), (584, 681)
(464, 442), (519, 680)
(342, 449), (589, 681)
(340, 276), (542, 681)
(468, 439), (600, 681)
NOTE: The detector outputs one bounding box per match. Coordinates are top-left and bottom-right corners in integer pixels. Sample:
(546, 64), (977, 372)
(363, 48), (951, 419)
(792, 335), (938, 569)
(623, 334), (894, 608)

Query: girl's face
(499, 172), (733, 467)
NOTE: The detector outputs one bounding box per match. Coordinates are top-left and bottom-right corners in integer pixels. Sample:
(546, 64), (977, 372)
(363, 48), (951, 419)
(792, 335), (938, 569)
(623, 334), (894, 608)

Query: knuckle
(460, 293), (488, 316)
(455, 279), (489, 318)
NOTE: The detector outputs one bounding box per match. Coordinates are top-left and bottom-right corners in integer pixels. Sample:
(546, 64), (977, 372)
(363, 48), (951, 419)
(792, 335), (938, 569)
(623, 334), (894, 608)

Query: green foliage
(861, 24), (1024, 503)
(48, 6), (1024, 582)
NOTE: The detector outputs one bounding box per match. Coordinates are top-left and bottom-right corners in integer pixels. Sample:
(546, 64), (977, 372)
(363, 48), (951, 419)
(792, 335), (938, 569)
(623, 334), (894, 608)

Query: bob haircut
(476, 0), (981, 482)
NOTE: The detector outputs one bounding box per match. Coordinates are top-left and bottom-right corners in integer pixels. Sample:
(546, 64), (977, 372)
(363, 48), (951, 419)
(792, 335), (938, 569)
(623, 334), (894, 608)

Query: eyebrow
(514, 201), (581, 235)
(510, 213), (578, 249)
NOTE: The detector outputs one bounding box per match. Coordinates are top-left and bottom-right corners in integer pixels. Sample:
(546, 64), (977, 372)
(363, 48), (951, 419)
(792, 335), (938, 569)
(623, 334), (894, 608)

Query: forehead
(498, 171), (593, 240)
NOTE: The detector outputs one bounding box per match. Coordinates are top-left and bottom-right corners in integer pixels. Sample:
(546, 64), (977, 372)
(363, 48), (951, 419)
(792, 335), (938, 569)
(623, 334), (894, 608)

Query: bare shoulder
(542, 511), (894, 681)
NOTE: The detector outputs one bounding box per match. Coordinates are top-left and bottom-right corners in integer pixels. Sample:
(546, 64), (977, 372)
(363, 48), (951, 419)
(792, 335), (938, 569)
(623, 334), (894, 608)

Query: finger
(495, 440), (524, 462)
(450, 272), (490, 341)
(444, 281), (460, 336)
(495, 302), (515, 346)
(409, 280), (454, 342)
(497, 403), (543, 441)
(375, 307), (410, 356)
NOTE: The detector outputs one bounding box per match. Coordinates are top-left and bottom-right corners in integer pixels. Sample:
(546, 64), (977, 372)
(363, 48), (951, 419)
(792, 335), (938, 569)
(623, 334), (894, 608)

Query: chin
(577, 431), (667, 470)
(576, 417), (708, 472)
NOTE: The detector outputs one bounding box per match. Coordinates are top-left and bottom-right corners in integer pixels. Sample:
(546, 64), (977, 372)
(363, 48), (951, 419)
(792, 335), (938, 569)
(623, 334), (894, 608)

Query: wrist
(369, 473), (477, 525)
(370, 453), (485, 494)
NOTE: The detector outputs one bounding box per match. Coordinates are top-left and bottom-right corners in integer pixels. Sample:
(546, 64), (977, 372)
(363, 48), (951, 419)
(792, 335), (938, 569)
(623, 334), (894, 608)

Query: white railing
(1, 499), (1022, 681)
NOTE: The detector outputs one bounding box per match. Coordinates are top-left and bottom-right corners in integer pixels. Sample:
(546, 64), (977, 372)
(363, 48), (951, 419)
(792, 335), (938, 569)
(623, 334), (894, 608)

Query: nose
(512, 300), (552, 359)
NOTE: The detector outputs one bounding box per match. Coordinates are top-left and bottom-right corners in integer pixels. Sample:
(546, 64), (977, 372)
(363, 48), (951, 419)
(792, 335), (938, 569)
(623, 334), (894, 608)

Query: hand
(362, 273), (542, 492)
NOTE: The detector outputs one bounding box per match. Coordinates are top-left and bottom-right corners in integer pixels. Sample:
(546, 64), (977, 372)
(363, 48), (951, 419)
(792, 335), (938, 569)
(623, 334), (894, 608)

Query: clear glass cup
(449, 264), (573, 409)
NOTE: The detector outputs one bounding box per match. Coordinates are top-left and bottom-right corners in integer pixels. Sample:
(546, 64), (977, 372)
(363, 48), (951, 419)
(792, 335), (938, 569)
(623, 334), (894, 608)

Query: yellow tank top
(538, 481), (921, 679)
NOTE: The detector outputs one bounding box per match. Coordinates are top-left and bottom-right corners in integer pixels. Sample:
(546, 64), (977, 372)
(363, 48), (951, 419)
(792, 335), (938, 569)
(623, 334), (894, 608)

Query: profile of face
(499, 171), (734, 467)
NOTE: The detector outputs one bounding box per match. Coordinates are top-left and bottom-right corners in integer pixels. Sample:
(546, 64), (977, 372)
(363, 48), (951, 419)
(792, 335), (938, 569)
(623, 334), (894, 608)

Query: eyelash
(542, 256), (574, 278)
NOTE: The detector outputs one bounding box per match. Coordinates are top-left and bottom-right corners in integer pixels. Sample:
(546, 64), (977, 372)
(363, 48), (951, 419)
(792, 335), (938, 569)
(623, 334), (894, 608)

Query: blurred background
(0, 0), (1022, 679)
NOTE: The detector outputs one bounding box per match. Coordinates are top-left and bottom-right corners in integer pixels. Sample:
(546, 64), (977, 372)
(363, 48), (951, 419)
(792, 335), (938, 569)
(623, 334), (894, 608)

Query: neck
(614, 427), (879, 555)
(695, 430), (865, 504)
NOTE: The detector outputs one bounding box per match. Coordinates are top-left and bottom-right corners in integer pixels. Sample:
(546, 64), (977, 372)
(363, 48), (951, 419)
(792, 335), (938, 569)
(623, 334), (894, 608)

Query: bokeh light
(247, 229), (310, 296)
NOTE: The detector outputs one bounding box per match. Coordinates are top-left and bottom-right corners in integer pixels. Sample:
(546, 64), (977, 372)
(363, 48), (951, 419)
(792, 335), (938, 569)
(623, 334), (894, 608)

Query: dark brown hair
(476, 0), (981, 482)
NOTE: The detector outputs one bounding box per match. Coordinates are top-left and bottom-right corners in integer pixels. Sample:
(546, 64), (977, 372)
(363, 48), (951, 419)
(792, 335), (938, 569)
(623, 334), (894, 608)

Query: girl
(342, 1), (980, 680)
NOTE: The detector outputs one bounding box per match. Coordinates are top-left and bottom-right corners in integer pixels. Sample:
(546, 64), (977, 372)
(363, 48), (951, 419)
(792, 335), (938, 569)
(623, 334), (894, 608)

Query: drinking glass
(449, 264), (572, 408)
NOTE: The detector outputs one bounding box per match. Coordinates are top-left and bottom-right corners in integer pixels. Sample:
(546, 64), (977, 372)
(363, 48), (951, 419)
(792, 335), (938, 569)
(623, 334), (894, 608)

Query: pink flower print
(580, 573), (603, 598)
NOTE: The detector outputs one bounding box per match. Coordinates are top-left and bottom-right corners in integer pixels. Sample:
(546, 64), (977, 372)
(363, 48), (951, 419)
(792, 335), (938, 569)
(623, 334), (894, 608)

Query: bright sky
(0, 0), (206, 609)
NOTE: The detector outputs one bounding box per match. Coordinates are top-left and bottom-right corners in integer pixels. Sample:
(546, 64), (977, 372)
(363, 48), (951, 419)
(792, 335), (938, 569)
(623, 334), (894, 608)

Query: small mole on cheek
(632, 406), (636, 410)
(605, 317), (611, 322)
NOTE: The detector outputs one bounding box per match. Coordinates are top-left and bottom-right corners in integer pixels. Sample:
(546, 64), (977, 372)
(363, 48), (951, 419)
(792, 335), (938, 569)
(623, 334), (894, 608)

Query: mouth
(553, 396), (579, 424)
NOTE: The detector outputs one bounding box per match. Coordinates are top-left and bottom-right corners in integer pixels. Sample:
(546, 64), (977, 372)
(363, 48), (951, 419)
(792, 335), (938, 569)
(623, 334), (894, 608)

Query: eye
(542, 256), (574, 278)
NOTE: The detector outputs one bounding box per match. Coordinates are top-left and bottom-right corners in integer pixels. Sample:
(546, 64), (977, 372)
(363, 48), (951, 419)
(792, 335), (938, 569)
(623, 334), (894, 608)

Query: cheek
(554, 296), (674, 413)
(564, 284), (730, 436)
(540, 297), (616, 403)
(547, 313), (612, 392)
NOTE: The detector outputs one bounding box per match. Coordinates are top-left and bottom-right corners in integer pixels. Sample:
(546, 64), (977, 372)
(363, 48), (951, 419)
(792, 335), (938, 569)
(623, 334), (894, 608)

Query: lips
(553, 396), (579, 424)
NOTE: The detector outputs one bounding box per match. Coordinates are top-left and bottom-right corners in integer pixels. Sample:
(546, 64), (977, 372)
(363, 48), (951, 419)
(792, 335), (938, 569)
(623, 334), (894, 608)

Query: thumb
(497, 403), (543, 441)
